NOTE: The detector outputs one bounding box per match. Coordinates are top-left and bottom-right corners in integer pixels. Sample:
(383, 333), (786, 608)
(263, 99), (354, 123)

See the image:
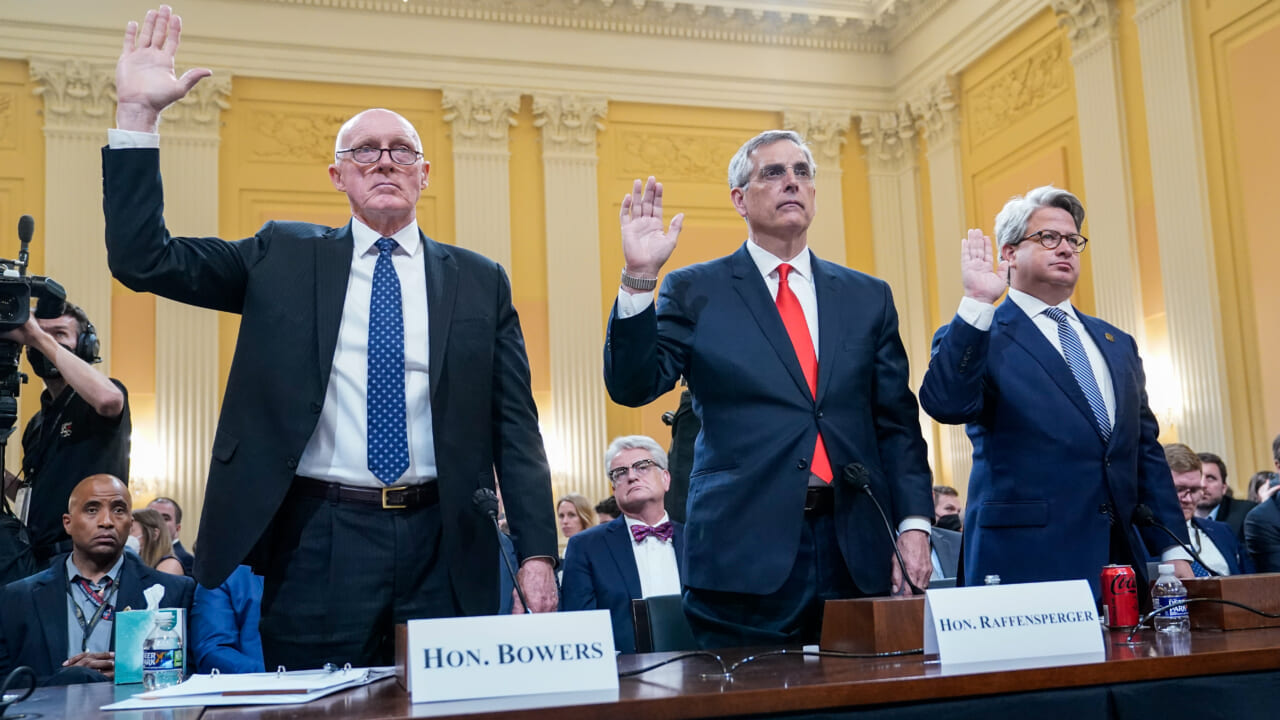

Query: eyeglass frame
(335, 146), (424, 166)
(751, 161), (815, 186)
(607, 458), (664, 485)
(1175, 484), (1204, 499)
(1012, 229), (1089, 253)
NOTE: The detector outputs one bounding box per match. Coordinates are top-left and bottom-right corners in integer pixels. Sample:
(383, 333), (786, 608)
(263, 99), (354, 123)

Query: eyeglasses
(608, 458), (661, 484)
(753, 163), (814, 185)
(1176, 486), (1203, 499)
(336, 146), (422, 165)
(1015, 229), (1088, 253)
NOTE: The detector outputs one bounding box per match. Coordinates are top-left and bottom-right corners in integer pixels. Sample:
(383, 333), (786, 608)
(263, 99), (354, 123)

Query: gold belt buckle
(382, 486), (408, 510)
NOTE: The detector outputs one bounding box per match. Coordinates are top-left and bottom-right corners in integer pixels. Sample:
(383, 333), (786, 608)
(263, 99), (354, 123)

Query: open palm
(620, 177), (683, 278)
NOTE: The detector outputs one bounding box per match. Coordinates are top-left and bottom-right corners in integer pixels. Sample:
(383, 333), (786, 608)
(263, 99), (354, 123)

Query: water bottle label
(144, 648), (177, 670)
(1153, 595), (1188, 618)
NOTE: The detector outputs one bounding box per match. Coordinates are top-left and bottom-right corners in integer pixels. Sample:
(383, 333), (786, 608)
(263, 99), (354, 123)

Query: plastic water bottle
(1150, 563), (1189, 632)
(142, 612), (184, 689)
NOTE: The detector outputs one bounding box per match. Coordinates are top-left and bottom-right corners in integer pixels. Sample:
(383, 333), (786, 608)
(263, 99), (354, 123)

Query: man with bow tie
(560, 436), (684, 654)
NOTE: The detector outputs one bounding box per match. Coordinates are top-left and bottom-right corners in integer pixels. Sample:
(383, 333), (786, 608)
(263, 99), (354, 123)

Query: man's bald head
(68, 474), (131, 512)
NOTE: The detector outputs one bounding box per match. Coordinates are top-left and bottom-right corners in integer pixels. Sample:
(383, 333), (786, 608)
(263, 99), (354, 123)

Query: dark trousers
(682, 511), (862, 649)
(258, 489), (459, 670)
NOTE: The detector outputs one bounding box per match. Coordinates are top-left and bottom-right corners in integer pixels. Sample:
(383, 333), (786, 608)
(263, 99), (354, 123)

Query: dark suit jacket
(560, 517), (685, 654)
(1209, 495), (1257, 544)
(930, 526), (962, 579)
(1244, 496), (1280, 573)
(604, 245), (932, 596)
(173, 540), (195, 576)
(102, 148), (556, 615)
(1191, 517), (1252, 575)
(919, 300), (1188, 598)
(0, 552), (194, 682)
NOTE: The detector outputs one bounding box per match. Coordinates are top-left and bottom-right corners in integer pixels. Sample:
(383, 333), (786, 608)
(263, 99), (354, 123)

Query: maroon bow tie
(630, 521), (673, 544)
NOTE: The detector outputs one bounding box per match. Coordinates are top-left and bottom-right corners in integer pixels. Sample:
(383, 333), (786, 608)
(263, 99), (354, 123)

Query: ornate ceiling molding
(783, 109), (851, 163)
(1050, 0), (1117, 51)
(442, 87), (521, 153)
(257, 0), (944, 52)
(858, 104), (917, 174)
(532, 94), (607, 156)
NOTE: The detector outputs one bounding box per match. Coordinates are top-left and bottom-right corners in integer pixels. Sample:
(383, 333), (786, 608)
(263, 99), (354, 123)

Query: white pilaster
(29, 59), (116, 375)
(442, 87), (521, 272)
(1053, 0), (1144, 339)
(782, 109), (850, 266)
(533, 94), (609, 502)
(1133, 0), (1231, 456)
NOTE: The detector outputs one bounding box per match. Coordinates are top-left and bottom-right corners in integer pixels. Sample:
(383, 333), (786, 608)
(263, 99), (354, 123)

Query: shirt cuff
(898, 517), (932, 535)
(107, 128), (160, 149)
(615, 287), (653, 319)
(956, 296), (995, 331)
(1160, 546), (1192, 564)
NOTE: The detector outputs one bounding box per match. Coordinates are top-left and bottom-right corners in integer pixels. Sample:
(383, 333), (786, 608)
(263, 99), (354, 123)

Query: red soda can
(1101, 564), (1139, 628)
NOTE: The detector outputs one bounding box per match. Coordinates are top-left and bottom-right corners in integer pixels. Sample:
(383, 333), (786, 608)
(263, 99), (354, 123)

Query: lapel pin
(1104, 333), (1114, 342)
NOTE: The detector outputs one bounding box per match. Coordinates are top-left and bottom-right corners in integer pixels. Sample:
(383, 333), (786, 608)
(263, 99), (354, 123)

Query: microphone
(17, 215), (34, 276)
(472, 488), (533, 614)
(842, 464), (923, 595)
(1132, 504), (1221, 577)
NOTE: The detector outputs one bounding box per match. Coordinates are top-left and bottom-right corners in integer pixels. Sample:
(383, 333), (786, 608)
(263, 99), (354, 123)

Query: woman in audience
(557, 493), (596, 540)
(131, 508), (186, 576)
(1248, 472), (1278, 504)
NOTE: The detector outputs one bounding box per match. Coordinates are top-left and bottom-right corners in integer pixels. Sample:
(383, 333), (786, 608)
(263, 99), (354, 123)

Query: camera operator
(2, 303), (130, 569)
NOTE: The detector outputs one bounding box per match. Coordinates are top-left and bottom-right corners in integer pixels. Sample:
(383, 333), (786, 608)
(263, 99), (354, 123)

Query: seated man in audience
(595, 496), (619, 524)
(561, 436), (684, 653)
(933, 485), (963, 532)
(1166, 444), (1252, 576)
(0, 474), (194, 684)
(190, 564), (265, 674)
(1244, 434), (1280, 572)
(1194, 452), (1255, 543)
(148, 496), (194, 575)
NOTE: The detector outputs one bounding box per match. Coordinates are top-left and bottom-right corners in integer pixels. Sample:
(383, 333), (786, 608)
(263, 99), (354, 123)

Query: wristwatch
(620, 270), (658, 291)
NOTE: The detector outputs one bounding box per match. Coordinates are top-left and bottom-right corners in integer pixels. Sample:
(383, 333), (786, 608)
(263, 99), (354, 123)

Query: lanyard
(67, 576), (118, 653)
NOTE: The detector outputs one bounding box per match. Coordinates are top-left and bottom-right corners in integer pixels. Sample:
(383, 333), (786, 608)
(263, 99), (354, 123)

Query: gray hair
(604, 435), (668, 480)
(727, 130), (817, 189)
(333, 108), (423, 162)
(993, 185), (1086, 251)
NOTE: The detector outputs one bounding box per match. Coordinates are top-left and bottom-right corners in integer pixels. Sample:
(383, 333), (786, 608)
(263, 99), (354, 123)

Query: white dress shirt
(623, 513), (682, 598)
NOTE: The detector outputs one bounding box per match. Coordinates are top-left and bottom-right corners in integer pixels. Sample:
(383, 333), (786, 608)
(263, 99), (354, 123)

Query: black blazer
(1212, 495), (1257, 544)
(102, 148), (557, 615)
(0, 552), (194, 682)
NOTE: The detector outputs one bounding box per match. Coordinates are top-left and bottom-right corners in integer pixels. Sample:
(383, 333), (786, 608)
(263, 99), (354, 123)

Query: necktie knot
(1043, 306), (1069, 324)
(376, 237), (398, 255)
(776, 262), (793, 285)
(630, 521), (674, 544)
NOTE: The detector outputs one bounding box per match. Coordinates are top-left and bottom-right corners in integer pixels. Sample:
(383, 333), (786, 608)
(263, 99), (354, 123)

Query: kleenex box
(114, 608), (186, 685)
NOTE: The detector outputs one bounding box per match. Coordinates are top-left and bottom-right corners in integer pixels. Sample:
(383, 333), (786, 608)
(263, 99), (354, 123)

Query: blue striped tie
(1043, 307), (1111, 443)
(367, 237), (410, 485)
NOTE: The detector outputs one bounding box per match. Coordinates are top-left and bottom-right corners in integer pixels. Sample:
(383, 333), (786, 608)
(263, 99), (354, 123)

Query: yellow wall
(1192, 0), (1280, 478)
(596, 102), (779, 443)
(842, 128), (876, 275)
(509, 95), (551, 418)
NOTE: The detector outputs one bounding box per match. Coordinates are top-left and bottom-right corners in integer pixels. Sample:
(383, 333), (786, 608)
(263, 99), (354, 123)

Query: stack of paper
(101, 666), (396, 711)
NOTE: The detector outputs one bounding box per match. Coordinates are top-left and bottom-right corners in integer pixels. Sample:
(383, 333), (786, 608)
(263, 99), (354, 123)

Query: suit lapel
(604, 519), (643, 599)
(812, 254), (842, 403)
(998, 302), (1100, 439)
(34, 565), (68, 666)
(422, 234), (458, 401)
(315, 224), (354, 390)
(728, 245), (811, 399)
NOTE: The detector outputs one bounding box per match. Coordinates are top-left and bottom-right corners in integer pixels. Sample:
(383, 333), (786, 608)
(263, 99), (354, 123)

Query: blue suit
(605, 244), (932, 598)
(190, 565), (265, 674)
(919, 300), (1188, 598)
(560, 517), (685, 654)
(0, 552), (194, 683)
(1191, 517), (1253, 576)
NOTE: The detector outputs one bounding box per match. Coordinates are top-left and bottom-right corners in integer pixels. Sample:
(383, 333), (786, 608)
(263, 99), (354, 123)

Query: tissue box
(114, 608), (186, 685)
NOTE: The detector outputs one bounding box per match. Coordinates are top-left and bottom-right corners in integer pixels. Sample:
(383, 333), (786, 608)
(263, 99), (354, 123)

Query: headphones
(75, 320), (101, 364)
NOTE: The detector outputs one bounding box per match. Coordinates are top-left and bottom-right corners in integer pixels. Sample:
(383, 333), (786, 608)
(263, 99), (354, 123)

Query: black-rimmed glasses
(336, 146), (422, 165)
(1016, 229), (1088, 253)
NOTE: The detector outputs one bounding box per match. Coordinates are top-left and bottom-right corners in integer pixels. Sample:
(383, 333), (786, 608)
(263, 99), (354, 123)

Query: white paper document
(101, 666), (396, 710)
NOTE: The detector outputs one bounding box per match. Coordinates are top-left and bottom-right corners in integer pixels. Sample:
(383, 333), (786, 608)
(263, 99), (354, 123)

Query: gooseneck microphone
(472, 488), (533, 613)
(843, 464), (924, 595)
(1132, 504), (1221, 577)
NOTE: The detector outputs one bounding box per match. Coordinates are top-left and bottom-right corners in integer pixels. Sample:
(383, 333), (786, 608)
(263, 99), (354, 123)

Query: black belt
(291, 476), (439, 510)
(804, 486), (834, 516)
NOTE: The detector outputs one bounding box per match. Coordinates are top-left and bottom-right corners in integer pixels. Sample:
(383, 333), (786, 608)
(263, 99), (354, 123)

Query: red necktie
(775, 263), (831, 483)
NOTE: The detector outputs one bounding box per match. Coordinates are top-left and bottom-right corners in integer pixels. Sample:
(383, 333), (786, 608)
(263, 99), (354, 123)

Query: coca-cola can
(1101, 564), (1139, 628)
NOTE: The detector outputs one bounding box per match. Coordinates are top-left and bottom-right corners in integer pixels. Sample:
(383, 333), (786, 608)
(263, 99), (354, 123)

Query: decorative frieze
(617, 132), (741, 184)
(911, 77), (960, 150)
(968, 39), (1070, 143)
(29, 59), (115, 131)
(1051, 0), (1118, 50)
(782, 109), (851, 163)
(533, 95), (607, 157)
(250, 109), (350, 164)
(859, 105), (917, 175)
(442, 87), (520, 153)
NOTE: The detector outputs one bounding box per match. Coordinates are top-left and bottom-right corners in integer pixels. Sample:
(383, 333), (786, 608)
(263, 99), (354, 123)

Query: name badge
(405, 610), (618, 703)
(924, 580), (1104, 670)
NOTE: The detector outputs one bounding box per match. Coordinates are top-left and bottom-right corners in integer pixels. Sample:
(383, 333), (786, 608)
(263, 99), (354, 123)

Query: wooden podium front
(820, 596), (925, 653)
(1183, 573), (1280, 631)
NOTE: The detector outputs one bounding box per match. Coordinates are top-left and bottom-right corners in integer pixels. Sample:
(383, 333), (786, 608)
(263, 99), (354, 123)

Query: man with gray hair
(604, 130), (933, 648)
(920, 185), (1192, 601)
(561, 436), (684, 653)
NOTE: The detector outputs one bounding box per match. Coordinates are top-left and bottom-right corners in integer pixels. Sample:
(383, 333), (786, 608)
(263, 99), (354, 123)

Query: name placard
(923, 580), (1104, 669)
(405, 610), (618, 704)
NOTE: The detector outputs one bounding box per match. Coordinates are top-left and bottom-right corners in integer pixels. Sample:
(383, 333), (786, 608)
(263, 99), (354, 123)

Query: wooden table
(18, 627), (1280, 719)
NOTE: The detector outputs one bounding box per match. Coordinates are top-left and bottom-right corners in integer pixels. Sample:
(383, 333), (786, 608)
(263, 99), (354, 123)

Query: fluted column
(913, 78), (972, 490)
(152, 75), (230, 548)
(782, 109), (850, 266)
(1133, 0), (1231, 456)
(533, 94), (609, 502)
(1053, 0), (1144, 338)
(442, 88), (521, 272)
(30, 59), (116, 374)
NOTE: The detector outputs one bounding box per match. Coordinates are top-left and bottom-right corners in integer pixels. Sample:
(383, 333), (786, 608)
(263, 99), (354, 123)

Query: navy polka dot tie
(368, 237), (410, 485)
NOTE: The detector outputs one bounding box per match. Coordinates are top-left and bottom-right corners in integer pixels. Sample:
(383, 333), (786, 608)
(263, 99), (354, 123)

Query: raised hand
(116, 5), (212, 132)
(960, 228), (1008, 304)
(619, 177), (683, 284)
